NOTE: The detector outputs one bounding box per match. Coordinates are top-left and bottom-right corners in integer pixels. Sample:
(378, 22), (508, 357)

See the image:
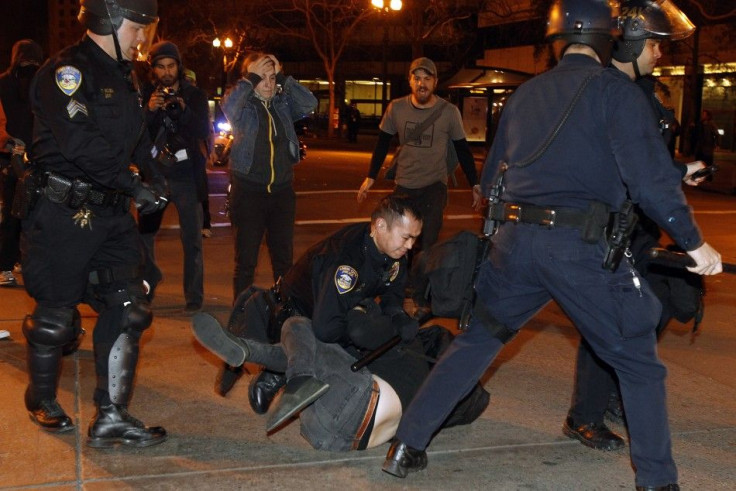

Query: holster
(11, 169), (44, 219)
(602, 200), (638, 272)
(263, 279), (296, 343)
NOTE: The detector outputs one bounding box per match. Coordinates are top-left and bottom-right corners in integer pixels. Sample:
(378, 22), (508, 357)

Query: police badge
(334, 265), (358, 294)
(56, 65), (82, 96)
(388, 261), (400, 282)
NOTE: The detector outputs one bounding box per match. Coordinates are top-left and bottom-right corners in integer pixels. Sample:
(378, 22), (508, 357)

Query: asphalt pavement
(1, 137), (736, 490)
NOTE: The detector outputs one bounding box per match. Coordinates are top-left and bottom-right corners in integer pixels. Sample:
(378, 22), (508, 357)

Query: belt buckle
(542, 209), (556, 228)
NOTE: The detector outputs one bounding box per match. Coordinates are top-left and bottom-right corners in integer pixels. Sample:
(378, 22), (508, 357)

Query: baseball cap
(409, 57), (437, 77)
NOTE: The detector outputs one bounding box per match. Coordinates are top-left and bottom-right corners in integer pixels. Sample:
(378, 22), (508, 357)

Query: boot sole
(382, 459), (409, 478)
(28, 414), (75, 433)
(266, 381), (330, 432)
(87, 435), (168, 448)
(192, 312), (248, 366)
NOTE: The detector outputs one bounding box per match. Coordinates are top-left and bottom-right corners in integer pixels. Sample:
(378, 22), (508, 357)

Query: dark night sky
(1, 0), (49, 70)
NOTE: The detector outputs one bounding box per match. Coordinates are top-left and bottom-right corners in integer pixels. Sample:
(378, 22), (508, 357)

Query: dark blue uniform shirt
(480, 54), (702, 251)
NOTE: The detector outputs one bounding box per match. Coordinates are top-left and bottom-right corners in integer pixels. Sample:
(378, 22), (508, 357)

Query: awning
(442, 66), (531, 90)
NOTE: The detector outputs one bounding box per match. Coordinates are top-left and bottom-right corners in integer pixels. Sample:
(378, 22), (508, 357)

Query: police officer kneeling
(21, 0), (168, 447)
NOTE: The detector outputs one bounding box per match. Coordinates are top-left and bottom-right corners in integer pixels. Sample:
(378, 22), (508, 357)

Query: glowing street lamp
(371, 0), (402, 113)
(212, 37), (234, 95)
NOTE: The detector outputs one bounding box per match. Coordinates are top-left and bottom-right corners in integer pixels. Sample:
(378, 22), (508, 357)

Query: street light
(212, 36), (234, 96)
(371, 0), (402, 113)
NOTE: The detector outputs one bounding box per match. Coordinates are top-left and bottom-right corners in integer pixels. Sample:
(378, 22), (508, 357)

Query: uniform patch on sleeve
(56, 66), (82, 96)
(334, 265), (358, 294)
(66, 99), (88, 119)
(388, 261), (400, 282)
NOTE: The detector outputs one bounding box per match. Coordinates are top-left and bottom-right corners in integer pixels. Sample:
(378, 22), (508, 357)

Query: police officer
(564, 0), (703, 452)
(382, 1), (721, 489)
(22, 0), (168, 447)
(192, 195), (489, 448)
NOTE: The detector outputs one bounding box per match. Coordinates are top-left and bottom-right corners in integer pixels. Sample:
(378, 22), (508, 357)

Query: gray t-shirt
(380, 96), (467, 189)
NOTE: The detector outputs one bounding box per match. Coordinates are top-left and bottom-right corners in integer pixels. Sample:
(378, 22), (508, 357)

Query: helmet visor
(621, 0), (695, 40)
(135, 19), (159, 62)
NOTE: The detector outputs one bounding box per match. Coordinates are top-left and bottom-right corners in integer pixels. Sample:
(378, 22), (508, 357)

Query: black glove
(346, 300), (395, 350)
(391, 312), (419, 344)
(132, 179), (168, 215)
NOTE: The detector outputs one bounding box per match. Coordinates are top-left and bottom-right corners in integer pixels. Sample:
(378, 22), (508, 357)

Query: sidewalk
(1, 190), (735, 490)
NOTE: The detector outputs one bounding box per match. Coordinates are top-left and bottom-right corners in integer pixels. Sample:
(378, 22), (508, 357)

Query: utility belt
(487, 200), (610, 243)
(12, 168), (128, 219)
(488, 199), (638, 271)
(42, 172), (127, 209)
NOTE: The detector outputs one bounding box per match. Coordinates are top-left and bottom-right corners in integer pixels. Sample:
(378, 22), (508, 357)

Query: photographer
(140, 41), (210, 312)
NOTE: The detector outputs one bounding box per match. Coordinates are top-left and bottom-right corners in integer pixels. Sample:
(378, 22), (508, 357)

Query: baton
(350, 335), (401, 372)
(647, 247), (736, 274)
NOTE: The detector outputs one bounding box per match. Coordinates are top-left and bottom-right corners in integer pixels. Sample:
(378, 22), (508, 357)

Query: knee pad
(22, 306), (76, 348)
(121, 299), (153, 334)
(98, 284), (152, 334)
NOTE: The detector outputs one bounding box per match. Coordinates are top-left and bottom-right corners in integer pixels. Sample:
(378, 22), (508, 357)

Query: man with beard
(357, 57), (482, 254)
(139, 41), (210, 311)
(0, 40), (43, 287)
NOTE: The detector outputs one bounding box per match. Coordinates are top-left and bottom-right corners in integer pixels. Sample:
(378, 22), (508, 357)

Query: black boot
(382, 439), (428, 478)
(25, 388), (74, 433)
(87, 403), (167, 448)
(249, 370), (286, 414)
(266, 375), (329, 431)
(216, 363), (245, 397)
(635, 485), (679, 491)
(563, 416), (625, 451)
(25, 344), (74, 433)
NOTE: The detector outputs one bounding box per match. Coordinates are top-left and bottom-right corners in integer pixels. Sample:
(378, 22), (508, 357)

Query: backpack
(411, 231), (490, 321)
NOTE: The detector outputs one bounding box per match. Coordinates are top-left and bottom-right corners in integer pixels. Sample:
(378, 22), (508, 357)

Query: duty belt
(43, 172), (126, 208)
(487, 202), (590, 228)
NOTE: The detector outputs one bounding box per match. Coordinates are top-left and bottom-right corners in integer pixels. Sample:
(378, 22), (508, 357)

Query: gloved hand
(391, 312), (419, 344)
(132, 179), (168, 215)
(346, 300), (395, 350)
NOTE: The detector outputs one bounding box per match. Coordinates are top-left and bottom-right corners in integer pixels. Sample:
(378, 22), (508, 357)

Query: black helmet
(546, 0), (621, 66)
(613, 0), (694, 63)
(78, 0), (158, 35)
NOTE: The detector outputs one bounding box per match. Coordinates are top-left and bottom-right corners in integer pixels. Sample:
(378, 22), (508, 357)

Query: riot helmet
(78, 0), (158, 36)
(613, 0), (695, 63)
(546, 0), (621, 66)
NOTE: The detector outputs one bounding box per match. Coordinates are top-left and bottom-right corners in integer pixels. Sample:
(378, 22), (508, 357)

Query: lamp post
(371, 0), (402, 114)
(212, 36), (234, 96)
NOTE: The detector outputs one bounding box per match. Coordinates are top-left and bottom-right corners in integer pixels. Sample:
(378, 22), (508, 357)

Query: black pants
(22, 196), (146, 403)
(394, 181), (447, 254)
(230, 178), (296, 299)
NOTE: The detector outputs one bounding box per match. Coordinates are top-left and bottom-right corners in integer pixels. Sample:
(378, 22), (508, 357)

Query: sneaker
(0, 271), (17, 287)
(201, 228), (212, 238)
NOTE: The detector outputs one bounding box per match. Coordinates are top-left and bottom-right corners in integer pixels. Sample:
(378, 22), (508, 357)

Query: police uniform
(393, 54), (702, 486)
(23, 34), (165, 444)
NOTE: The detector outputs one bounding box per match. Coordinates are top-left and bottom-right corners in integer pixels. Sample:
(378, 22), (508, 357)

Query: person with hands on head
(216, 51), (317, 394)
(20, 0), (168, 448)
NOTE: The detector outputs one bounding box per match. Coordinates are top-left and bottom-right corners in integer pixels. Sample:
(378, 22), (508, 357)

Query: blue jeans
(395, 223), (675, 487)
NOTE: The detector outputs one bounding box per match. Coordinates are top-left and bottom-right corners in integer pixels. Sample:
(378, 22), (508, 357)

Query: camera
(160, 86), (181, 118)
